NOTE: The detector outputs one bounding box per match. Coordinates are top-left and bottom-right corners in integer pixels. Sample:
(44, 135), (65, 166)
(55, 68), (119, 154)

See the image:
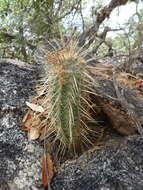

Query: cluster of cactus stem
(35, 39), (98, 155)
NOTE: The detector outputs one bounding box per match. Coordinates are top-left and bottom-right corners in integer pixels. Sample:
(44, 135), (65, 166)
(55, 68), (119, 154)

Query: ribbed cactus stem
(43, 41), (95, 152)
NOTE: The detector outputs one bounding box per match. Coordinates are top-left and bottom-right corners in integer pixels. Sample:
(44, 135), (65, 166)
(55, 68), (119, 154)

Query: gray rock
(1, 59), (143, 190)
(0, 60), (43, 190)
(51, 136), (143, 190)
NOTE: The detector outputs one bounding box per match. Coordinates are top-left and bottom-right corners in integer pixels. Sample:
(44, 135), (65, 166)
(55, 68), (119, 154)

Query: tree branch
(79, 0), (129, 47)
(55, 0), (82, 22)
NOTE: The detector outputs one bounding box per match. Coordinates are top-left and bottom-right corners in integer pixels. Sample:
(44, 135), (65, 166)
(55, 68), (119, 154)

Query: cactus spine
(35, 40), (97, 155)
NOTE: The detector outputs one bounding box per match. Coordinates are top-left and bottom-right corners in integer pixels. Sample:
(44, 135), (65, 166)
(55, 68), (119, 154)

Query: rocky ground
(52, 135), (143, 190)
(0, 60), (43, 190)
(0, 58), (143, 190)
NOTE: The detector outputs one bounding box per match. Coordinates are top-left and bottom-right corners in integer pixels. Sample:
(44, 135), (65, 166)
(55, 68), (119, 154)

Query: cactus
(39, 40), (98, 153)
(24, 39), (99, 156)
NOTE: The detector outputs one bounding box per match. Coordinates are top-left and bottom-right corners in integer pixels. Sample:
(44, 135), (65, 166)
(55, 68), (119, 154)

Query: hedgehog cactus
(38, 40), (96, 153)
(24, 39), (98, 155)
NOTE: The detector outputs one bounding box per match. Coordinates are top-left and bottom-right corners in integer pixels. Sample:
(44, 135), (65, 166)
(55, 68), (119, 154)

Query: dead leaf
(22, 110), (32, 123)
(32, 98), (38, 104)
(26, 101), (44, 112)
(42, 153), (54, 186)
(28, 127), (40, 140)
(134, 80), (143, 87)
(31, 116), (41, 126)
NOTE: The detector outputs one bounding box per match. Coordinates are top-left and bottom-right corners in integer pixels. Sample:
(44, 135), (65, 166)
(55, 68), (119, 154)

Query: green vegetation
(35, 40), (98, 155)
(0, 0), (143, 61)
